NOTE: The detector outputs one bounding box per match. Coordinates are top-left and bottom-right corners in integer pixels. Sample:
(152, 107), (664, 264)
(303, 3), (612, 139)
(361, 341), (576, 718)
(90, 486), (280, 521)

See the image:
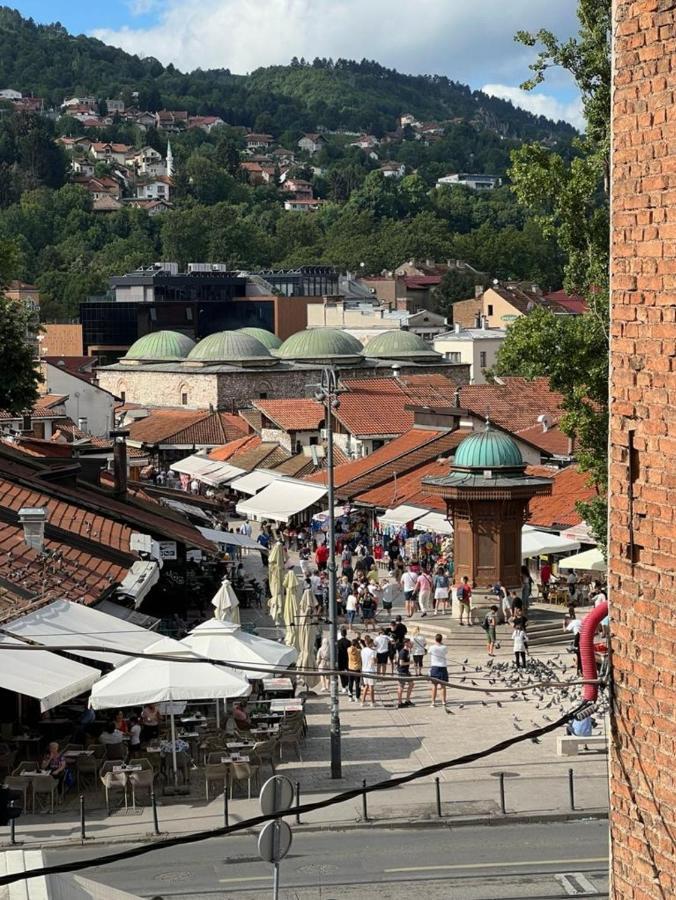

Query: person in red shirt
(540, 561), (552, 600)
(315, 542), (329, 571)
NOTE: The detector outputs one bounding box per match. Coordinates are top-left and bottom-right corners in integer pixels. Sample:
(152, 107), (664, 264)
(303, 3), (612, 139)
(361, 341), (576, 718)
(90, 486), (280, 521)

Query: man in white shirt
(564, 615), (583, 674)
(373, 628), (391, 675)
(401, 567), (418, 618)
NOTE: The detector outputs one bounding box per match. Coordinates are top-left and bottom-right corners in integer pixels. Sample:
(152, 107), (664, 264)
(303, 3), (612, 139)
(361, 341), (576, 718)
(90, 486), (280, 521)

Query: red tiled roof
(42, 356), (98, 384)
(543, 290), (588, 315)
(459, 378), (565, 433)
(403, 275), (443, 288)
(254, 399), (324, 431)
(526, 465), (597, 529)
(208, 434), (260, 462)
(334, 375), (456, 438)
(306, 428), (470, 498)
(354, 459), (450, 510)
(127, 410), (248, 446)
(516, 423), (573, 456)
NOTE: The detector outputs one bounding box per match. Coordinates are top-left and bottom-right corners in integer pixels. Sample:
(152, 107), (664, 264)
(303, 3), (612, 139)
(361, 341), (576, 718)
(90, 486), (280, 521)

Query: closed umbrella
(267, 540), (285, 626)
(90, 637), (250, 783)
(182, 619), (297, 680)
(296, 587), (319, 691)
(210, 576), (240, 625)
(282, 568), (300, 646)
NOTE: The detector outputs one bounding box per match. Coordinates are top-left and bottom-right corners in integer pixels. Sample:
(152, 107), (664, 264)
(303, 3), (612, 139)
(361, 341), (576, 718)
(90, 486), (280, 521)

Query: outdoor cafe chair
(166, 750), (190, 786)
(278, 723), (304, 762)
(31, 774), (59, 814)
(99, 761), (128, 812)
(104, 742), (127, 763)
(127, 759), (155, 808)
(205, 754), (229, 801)
(75, 754), (99, 792)
(229, 761), (260, 800)
(250, 740), (277, 776)
(4, 775), (29, 814)
(0, 744), (16, 777)
(64, 743), (84, 752)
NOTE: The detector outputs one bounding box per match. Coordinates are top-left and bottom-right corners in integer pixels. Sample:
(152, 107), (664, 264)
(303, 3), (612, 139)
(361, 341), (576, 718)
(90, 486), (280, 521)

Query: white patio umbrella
(296, 587), (319, 691)
(89, 636), (250, 782)
(182, 619), (298, 680)
(210, 576), (241, 624)
(267, 540), (285, 626)
(282, 568), (300, 646)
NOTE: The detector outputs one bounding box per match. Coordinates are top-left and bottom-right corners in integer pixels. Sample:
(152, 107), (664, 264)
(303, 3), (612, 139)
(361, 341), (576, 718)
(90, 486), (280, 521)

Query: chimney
(77, 417), (88, 433)
(481, 316), (488, 330)
(110, 430), (129, 498)
(454, 322), (461, 333)
(474, 313), (482, 329)
(474, 284), (483, 299)
(18, 507), (47, 553)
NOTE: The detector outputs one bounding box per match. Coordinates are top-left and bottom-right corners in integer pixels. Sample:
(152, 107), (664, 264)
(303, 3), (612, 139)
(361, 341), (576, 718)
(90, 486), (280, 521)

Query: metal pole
(9, 802), (15, 845)
(224, 781), (229, 827)
(362, 778), (369, 822)
(568, 767), (575, 811)
(79, 794), (86, 842)
(150, 791), (160, 835)
(435, 777), (442, 817)
(325, 368), (342, 780)
(499, 772), (506, 814)
(272, 861), (280, 900)
(295, 781), (301, 824)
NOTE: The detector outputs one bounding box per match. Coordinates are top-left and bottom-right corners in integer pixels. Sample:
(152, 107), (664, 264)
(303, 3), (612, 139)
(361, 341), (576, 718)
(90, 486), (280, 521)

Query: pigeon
(496, 701), (503, 708)
(531, 737), (541, 744)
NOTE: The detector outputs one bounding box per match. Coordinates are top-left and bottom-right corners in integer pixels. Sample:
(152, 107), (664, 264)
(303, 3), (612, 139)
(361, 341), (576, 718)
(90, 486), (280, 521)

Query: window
(445, 352), (462, 363)
(259, 392), (268, 399)
(480, 351), (487, 368)
(487, 304), (494, 316)
(181, 392), (188, 406)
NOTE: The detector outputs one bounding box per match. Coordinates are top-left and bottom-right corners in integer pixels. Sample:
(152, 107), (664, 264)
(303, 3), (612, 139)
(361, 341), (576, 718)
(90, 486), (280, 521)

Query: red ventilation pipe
(580, 600), (608, 702)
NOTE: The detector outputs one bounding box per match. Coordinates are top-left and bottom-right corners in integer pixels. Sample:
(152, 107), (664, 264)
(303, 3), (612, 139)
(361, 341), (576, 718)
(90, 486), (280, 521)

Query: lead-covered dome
(186, 331), (276, 366)
(453, 425), (524, 471)
(238, 327), (283, 350)
(276, 328), (363, 362)
(363, 330), (441, 360)
(123, 330), (195, 361)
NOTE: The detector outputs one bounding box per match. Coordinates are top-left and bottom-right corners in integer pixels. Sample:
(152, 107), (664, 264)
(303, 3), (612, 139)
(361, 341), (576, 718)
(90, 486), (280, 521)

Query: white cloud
(92, 0), (579, 89)
(481, 83), (584, 129)
(126, 0), (160, 15)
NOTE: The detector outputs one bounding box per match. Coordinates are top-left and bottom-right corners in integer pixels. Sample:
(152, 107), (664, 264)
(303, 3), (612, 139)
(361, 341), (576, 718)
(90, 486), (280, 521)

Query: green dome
(187, 331), (273, 364)
(238, 327), (283, 350)
(124, 330), (195, 360)
(364, 330), (441, 360)
(453, 426), (524, 470)
(276, 328), (363, 361)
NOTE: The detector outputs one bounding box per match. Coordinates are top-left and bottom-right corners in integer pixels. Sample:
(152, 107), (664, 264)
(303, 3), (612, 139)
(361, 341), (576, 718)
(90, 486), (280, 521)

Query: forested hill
(0, 6), (575, 141)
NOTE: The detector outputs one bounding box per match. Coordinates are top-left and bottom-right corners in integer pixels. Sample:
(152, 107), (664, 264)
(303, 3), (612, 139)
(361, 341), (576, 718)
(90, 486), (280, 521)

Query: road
(42, 820), (609, 899)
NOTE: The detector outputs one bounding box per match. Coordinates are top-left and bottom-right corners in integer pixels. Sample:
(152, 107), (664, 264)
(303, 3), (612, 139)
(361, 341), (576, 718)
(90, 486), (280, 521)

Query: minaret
(166, 141), (174, 177)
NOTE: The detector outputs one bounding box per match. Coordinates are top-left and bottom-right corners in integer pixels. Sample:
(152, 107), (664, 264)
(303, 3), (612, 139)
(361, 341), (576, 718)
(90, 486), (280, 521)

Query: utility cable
(0, 700), (589, 887)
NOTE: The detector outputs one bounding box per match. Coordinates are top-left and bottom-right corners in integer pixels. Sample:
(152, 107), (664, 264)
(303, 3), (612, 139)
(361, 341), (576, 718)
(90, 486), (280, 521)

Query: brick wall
(610, 3), (676, 897)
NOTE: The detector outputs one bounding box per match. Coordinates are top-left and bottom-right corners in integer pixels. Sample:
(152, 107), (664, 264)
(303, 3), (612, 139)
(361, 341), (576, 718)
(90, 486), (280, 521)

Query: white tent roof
(558, 547), (606, 572)
(183, 619), (298, 680)
(116, 560), (160, 606)
(229, 470), (281, 496)
(160, 498), (212, 523)
(89, 638), (251, 709)
(0, 634), (100, 712)
(169, 455), (222, 478)
(4, 598), (163, 667)
(414, 511), (453, 535)
(236, 480), (327, 523)
(198, 526), (262, 551)
(521, 529), (580, 559)
(378, 505), (429, 528)
(198, 462), (246, 487)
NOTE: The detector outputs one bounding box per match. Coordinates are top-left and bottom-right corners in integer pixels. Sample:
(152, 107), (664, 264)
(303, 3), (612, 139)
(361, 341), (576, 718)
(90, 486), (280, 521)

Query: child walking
(513, 623), (529, 668)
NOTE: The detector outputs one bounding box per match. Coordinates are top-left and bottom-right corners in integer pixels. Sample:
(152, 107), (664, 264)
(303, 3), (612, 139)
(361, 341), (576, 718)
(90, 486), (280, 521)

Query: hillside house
(380, 161), (406, 178)
(188, 115), (225, 133)
(89, 142), (133, 165)
(436, 173), (501, 191)
(135, 176), (172, 201)
(297, 133), (326, 154)
(106, 99), (125, 113)
(245, 133), (274, 151)
(155, 110), (188, 132)
(128, 146), (166, 177)
(283, 198), (321, 212)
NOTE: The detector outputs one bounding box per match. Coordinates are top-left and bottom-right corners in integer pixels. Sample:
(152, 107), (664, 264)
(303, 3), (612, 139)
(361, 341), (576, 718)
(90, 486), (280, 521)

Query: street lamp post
(316, 368), (342, 779)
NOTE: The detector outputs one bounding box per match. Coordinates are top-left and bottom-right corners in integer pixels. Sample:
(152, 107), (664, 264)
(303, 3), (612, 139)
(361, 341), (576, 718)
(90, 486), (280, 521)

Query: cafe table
(269, 699), (303, 713)
(261, 677), (294, 698)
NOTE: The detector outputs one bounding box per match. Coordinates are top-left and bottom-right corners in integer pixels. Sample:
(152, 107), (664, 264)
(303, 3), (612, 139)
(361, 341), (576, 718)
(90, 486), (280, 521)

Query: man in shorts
(373, 628), (391, 676)
(401, 565), (418, 618)
(397, 638), (414, 708)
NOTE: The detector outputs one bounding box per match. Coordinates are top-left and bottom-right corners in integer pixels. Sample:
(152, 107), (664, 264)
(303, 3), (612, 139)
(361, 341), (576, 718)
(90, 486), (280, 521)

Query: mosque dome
(123, 330), (195, 361)
(238, 327), (283, 350)
(363, 330), (441, 360)
(453, 425), (524, 471)
(275, 328), (364, 362)
(186, 331), (275, 366)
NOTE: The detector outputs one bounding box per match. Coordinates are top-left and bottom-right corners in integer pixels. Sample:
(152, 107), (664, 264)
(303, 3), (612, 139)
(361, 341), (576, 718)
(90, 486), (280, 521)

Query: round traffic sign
(259, 775), (294, 816)
(258, 819), (292, 864)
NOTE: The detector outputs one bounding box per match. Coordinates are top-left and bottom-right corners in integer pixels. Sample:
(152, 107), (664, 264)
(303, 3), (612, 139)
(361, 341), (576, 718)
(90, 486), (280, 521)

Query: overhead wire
(0, 700), (589, 887)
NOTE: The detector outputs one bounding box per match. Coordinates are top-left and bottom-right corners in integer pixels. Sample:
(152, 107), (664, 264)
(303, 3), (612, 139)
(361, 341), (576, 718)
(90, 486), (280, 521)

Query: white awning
(169, 455), (222, 478)
(521, 529), (581, 559)
(198, 527), (263, 551)
(558, 547), (606, 572)
(3, 598), (163, 667)
(229, 470), (281, 496)
(0, 634), (100, 711)
(117, 560), (160, 606)
(378, 505), (429, 528)
(198, 462), (246, 487)
(414, 511), (453, 535)
(95, 600), (160, 631)
(160, 498), (212, 523)
(236, 480), (327, 523)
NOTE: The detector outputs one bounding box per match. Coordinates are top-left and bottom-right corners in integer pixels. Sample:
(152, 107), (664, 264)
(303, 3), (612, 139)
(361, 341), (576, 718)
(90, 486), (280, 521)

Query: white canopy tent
(229, 470), (281, 496)
(236, 480), (327, 523)
(3, 598), (162, 667)
(521, 529), (581, 559)
(160, 498), (212, 523)
(197, 526), (262, 552)
(0, 634), (100, 712)
(414, 511), (453, 535)
(169, 455), (222, 479)
(558, 547), (606, 572)
(90, 637), (250, 781)
(210, 577), (240, 625)
(378, 505), (429, 528)
(182, 619), (297, 680)
(198, 462), (246, 487)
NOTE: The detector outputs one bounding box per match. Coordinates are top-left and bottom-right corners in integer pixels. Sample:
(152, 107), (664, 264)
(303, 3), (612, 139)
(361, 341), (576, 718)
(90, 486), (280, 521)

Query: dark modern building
(256, 266), (339, 297)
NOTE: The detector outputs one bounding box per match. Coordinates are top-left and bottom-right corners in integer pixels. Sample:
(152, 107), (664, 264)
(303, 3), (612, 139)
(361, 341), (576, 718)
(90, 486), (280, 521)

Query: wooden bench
(557, 735), (608, 756)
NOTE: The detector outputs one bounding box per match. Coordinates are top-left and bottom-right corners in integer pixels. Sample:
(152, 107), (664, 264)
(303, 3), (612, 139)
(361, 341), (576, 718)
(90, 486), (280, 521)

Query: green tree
(501, 0), (611, 548)
(433, 269), (486, 320)
(0, 239), (40, 411)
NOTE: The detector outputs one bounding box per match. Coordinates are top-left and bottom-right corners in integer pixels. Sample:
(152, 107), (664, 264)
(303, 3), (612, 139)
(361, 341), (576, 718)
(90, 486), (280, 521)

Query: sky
(13, 1), (584, 128)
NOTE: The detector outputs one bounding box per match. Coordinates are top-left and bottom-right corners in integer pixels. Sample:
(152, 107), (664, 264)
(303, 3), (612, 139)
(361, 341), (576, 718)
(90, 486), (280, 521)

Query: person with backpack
(482, 605), (499, 656)
(456, 575), (472, 625)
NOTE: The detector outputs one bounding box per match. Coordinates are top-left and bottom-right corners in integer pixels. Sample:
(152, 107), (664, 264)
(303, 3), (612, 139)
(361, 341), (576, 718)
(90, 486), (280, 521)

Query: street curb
(1, 808), (608, 851)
